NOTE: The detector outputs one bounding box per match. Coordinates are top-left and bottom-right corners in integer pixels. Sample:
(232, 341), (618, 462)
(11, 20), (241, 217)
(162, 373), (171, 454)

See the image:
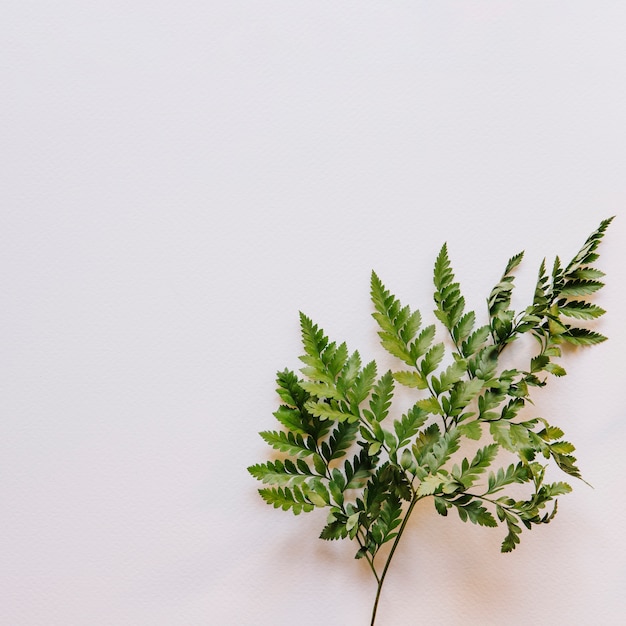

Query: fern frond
(322, 421), (360, 461)
(371, 271), (423, 365)
(259, 430), (316, 457)
(259, 486), (314, 515)
(564, 216), (614, 275)
(248, 459), (310, 486)
(364, 371), (394, 423)
(393, 405), (429, 449)
(433, 243), (466, 332)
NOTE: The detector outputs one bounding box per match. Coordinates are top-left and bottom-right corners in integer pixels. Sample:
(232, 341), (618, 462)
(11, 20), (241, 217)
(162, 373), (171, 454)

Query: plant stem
(369, 495), (421, 626)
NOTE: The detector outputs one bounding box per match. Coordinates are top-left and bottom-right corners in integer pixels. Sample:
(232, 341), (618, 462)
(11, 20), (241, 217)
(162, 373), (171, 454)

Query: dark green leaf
(259, 430), (315, 457)
(394, 405), (429, 448)
(561, 327), (607, 346)
(326, 421), (359, 461)
(368, 371), (395, 422)
(259, 486), (314, 515)
(558, 301), (606, 320)
(348, 359), (377, 405)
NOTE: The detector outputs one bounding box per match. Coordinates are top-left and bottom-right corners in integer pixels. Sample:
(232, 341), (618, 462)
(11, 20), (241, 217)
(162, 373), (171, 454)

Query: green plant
(248, 218), (613, 625)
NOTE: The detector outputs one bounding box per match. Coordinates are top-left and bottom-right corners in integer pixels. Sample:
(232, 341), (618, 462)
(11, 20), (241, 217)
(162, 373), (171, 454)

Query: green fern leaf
(248, 459), (310, 486)
(366, 371), (395, 422)
(336, 350), (362, 397)
(273, 405), (309, 436)
(299, 313), (330, 379)
(564, 216), (614, 275)
(488, 251), (524, 319)
(347, 359), (377, 406)
(455, 499), (498, 527)
(452, 443), (499, 488)
(299, 381), (343, 400)
(498, 507), (523, 552)
(568, 267), (606, 280)
(559, 279), (604, 297)
(461, 325), (491, 358)
(433, 243), (466, 331)
(276, 368), (308, 407)
(487, 462), (531, 493)
(434, 358), (467, 394)
(344, 449), (376, 489)
(448, 378), (483, 416)
(371, 271), (423, 366)
(392, 370), (428, 389)
(453, 311), (476, 344)
(306, 399), (354, 423)
(320, 518), (349, 540)
(259, 430), (316, 457)
(561, 327), (607, 346)
(259, 486), (314, 515)
(393, 405), (429, 449)
(558, 301), (605, 320)
(420, 342), (445, 377)
(324, 421), (360, 461)
(424, 427), (461, 473)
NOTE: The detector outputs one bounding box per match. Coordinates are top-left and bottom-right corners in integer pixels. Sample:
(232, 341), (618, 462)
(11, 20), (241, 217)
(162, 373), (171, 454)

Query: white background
(2, 2), (626, 625)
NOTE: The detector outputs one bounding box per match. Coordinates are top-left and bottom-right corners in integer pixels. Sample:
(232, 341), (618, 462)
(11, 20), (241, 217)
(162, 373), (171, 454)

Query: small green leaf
(258, 486), (315, 515)
(421, 343), (445, 376)
(368, 441), (382, 456)
(412, 324), (437, 360)
(458, 421), (482, 440)
(394, 405), (429, 448)
(349, 359), (377, 405)
(312, 453), (327, 476)
(299, 381), (343, 400)
(454, 443), (499, 488)
(416, 396), (443, 415)
(259, 430), (315, 457)
(462, 325), (491, 357)
(455, 499), (498, 527)
(558, 301), (605, 320)
(436, 358), (467, 393)
(306, 400), (353, 422)
(393, 370), (428, 389)
(368, 371), (395, 422)
(453, 311), (476, 344)
(559, 280), (604, 297)
(416, 472), (446, 496)
(487, 463), (531, 493)
(449, 378), (483, 415)
(561, 328), (608, 346)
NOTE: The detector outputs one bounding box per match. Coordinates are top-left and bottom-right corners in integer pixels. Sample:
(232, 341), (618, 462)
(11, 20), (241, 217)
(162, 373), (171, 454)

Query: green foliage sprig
(249, 218), (613, 625)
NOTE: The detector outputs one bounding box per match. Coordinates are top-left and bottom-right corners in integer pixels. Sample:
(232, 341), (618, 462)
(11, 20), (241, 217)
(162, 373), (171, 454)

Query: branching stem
(369, 495), (422, 626)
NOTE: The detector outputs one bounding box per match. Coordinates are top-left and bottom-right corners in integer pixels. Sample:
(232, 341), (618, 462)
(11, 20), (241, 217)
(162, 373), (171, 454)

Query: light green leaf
(458, 420), (482, 440)
(421, 342), (445, 376)
(416, 472), (447, 496)
(449, 378), (484, 415)
(394, 405), (429, 448)
(348, 359), (377, 405)
(259, 431), (315, 457)
(299, 381), (343, 400)
(417, 396), (443, 415)
(305, 400), (353, 422)
(258, 486), (314, 515)
(393, 370), (428, 389)
(368, 371), (395, 422)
